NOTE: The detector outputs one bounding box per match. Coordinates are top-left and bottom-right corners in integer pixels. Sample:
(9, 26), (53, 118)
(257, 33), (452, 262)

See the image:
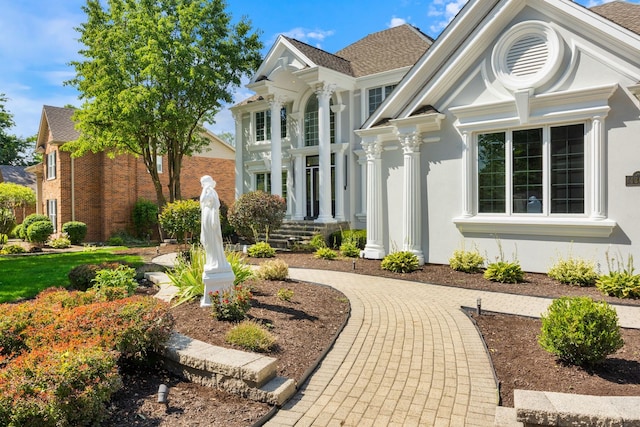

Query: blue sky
(0, 0), (631, 139)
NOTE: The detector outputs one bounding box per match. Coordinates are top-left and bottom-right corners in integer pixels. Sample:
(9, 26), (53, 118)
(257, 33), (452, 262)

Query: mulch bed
(103, 246), (640, 426)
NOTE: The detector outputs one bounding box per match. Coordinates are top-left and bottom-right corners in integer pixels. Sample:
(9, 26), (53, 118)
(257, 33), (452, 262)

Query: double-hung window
(47, 199), (58, 232)
(255, 171), (287, 200)
(47, 151), (56, 180)
(477, 123), (584, 216)
(256, 108), (287, 142)
(368, 84), (396, 116)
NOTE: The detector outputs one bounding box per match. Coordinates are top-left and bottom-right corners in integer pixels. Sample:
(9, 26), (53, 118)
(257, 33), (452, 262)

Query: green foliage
(548, 256), (598, 287)
(0, 234), (6, 245)
(248, 241), (276, 258)
(227, 251), (254, 285)
(314, 247), (338, 260)
(68, 262), (126, 292)
(92, 265), (138, 298)
(132, 198), (158, 240)
(291, 241), (315, 252)
(0, 244), (25, 255)
(65, 0), (262, 204)
(309, 234), (327, 249)
(449, 248), (485, 273)
(329, 229), (366, 250)
(166, 245), (205, 306)
(158, 199), (201, 244)
(62, 221), (88, 245)
(11, 224), (22, 239)
(0, 208), (15, 237)
(228, 191), (286, 242)
(210, 285), (252, 321)
(26, 220), (54, 245)
(596, 252), (640, 299)
(257, 259), (289, 281)
(340, 241), (361, 258)
(218, 199), (235, 239)
(0, 182), (36, 210)
(538, 297), (624, 366)
(0, 96), (38, 166)
(107, 235), (125, 246)
(381, 251), (420, 273)
(276, 288), (294, 302)
(20, 213), (50, 240)
(225, 319), (276, 352)
(483, 261), (524, 283)
(49, 235), (71, 249)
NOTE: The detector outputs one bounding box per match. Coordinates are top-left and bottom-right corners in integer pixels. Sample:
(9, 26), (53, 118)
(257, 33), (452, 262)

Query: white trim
(453, 216), (616, 238)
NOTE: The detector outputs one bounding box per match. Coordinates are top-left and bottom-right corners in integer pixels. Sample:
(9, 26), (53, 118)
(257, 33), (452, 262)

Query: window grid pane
(478, 132), (506, 213)
(256, 111), (266, 141)
(368, 87), (383, 116)
(304, 97), (319, 146)
(280, 108), (287, 139)
(512, 129), (543, 214)
(550, 124), (584, 213)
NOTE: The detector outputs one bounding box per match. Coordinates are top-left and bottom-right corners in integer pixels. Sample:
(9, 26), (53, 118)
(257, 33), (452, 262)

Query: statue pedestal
(200, 269), (235, 307)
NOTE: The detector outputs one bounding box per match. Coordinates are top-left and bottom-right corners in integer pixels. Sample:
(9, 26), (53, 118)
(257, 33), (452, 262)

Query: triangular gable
(363, 0), (640, 129)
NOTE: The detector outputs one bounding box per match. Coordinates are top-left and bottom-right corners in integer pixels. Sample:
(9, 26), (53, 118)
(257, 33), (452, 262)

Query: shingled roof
(42, 105), (79, 142)
(590, 1), (640, 35)
(284, 37), (354, 76)
(336, 24), (432, 78)
(0, 165), (36, 191)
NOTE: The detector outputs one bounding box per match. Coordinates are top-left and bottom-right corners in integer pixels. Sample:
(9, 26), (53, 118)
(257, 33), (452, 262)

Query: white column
(334, 146), (346, 221)
(357, 153), (367, 216)
(292, 153), (305, 220)
(269, 97), (283, 197)
(461, 131), (474, 217)
(400, 132), (424, 265)
(233, 112), (243, 200)
(315, 83), (337, 224)
(362, 139), (385, 259)
(591, 116), (606, 219)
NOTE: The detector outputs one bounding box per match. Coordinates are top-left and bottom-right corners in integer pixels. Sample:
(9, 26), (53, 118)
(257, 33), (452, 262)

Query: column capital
(398, 131), (423, 154)
(315, 82), (337, 99)
(267, 94), (287, 109)
(362, 140), (384, 160)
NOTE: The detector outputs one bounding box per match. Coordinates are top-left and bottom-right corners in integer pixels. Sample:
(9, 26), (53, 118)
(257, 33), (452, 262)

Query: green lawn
(0, 249), (143, 303)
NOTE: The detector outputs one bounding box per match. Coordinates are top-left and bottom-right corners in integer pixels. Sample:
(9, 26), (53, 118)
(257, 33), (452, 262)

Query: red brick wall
(38, 145), (235, 242)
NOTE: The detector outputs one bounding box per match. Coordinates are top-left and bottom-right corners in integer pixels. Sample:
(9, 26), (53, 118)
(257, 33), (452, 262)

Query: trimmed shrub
(309, 234), (326, 250)
(248, 241), (276, 258)
(277, 288), (294, 302)
(20, 214), (50, 239)
(484, 261), (524, 283)
(68, 262), (125, 291)
(339, 241), (360, 258)
(26, 220), (54, 245)
(548, 257), (598, 287)
(11, 224), (22, 239)
(329, 229), (366, 250)
(228, 191), (286, 242)
(0, 244), (26, 255)
(158, 199), (201, 244)
(257, 259), (289, 281)
(107, 235), (125, 246)
(132, 198), (158, 240)
(381, 251), (419, 273)
(209, 284), (252, 321)
(314, 247), (338, 260)
(225, 320), (276, 352)
(62, 221), (88, 245)
(92, 265), (138, 298)
(49, 235), (71, 249)
(538, 296), (624, 366)
(449, 248), (485, 273)
(0, 208), (15, 237)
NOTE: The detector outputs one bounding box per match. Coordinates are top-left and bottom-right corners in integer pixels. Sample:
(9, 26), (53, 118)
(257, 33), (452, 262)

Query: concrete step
(494, 406), (523, 427)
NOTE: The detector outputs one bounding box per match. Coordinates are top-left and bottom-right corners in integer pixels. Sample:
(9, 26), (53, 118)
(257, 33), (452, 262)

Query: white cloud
(388, 16), (408, 28)
(428, 0), (467, 34)
(276, 27), (335, 48)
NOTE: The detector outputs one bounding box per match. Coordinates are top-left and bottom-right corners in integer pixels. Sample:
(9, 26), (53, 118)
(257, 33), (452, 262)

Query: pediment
(250, 36), (318, 85)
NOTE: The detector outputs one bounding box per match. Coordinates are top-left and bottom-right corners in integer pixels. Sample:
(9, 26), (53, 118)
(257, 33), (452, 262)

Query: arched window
(304, 95), (335, 146)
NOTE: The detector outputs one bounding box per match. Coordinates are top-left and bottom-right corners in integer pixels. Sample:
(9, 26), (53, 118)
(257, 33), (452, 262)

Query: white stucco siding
(381, 148), (405, 252)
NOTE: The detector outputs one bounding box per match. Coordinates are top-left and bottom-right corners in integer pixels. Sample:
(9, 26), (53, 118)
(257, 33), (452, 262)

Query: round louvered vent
(492, 22), (563, 91)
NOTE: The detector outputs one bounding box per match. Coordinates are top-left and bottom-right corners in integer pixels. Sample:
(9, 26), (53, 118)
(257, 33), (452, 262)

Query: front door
(305, 155), (335, 220)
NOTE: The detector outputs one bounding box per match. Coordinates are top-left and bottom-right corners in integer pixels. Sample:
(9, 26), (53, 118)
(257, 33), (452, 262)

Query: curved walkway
(264, 268), (640, 427)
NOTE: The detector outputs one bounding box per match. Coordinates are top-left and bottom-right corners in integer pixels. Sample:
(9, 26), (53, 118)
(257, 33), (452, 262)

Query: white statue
(200, 175), (231, 272)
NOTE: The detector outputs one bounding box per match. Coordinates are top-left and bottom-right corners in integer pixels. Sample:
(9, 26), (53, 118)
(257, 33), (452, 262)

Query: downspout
(71, 157), (75, 221)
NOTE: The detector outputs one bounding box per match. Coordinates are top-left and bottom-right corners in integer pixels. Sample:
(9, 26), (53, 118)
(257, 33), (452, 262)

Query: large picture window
(304, 96), (335, 146)
(478, 123), (584, 215)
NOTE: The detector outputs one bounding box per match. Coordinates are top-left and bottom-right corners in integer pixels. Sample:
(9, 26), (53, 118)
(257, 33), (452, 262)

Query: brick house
(29, 105), (235, 242)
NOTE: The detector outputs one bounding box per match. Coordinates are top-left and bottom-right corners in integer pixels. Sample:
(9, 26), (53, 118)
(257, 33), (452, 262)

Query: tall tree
(64, 0), (262, 205)
(0, 94), (37, 166)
